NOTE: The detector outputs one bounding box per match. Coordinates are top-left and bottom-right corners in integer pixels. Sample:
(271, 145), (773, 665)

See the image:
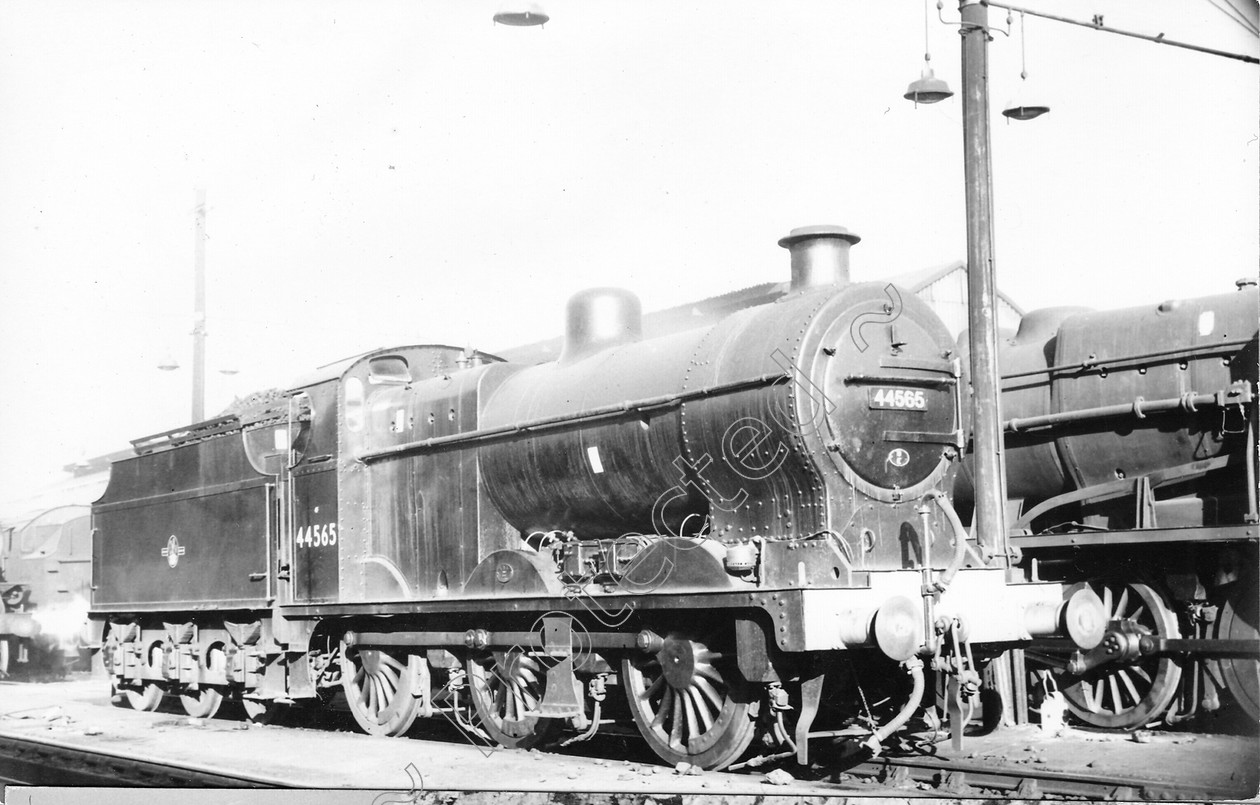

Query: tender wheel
(468, 650), (558, 749)
(621, 632), (755, 770)
(124, 640), (166, 712)
(124, 683), (164, 712)
(179, 685), (223, 718)
(242, 698), (287, 725)
(179, 642), (226, 719)
(1211, 570), (1259, 721)
(341, 647), (420, 737)
(1060, 581), (1181, 730)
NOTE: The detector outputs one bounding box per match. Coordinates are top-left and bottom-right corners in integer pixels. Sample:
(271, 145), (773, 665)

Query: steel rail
(0, 731), (287, 787)
(841, 749), (1249, 800)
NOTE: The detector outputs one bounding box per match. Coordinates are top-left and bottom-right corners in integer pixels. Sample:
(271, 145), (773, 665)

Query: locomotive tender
(954, 283), (1260, 731)
(90, 226), (1104, 770)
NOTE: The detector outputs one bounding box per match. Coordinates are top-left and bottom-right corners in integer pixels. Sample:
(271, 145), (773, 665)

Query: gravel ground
(0, 677), (875, 802)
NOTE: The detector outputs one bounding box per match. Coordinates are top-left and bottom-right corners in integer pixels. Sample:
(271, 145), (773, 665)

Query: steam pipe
(917, 502), (938, 654)
(862, 656), (925, 756)
(1006, 386), (1253, 433)
(922, 490), (971, 590)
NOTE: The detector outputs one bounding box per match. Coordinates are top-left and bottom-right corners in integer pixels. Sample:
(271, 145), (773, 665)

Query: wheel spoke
(1103, 587), (1114, 618)
(1081, 679), (1098, 712)
(694, 662), (723, 683)
(1108, 674), (1123, 714)
(504, 684), (516, 720)
(694, 675), (724, 712)
(1116, 587), (1130, 619)
(368, 675), (382, 710)
(513, 685), (528, 721)
(668, 688), (685, 746)
(652, 687), (673, 728)
(689, 687), (714, 732)
(682, 686), (701, 742)
(641, 674), (666, 701)
(380, 664), (399, 689)
(1118, 668), (1143, 704)
(378, 674), (393, 710)
(493, 679), (507, 715)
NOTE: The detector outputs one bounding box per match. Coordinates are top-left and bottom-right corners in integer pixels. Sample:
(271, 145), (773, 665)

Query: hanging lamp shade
(1004, 13), (1049, 121)
(1002, 102), (1050, 121)
(493, 4), (549, 26)
(904, 67), (953, 105)
(1002, 78), (1050, 121)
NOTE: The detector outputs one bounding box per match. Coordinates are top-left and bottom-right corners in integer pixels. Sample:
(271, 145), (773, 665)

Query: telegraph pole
(192, 189), (207, 423)
(959, 0), (1010, 562)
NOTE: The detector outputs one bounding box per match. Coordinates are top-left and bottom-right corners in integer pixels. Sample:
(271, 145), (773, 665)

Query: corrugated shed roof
(878, 261), (1024, 315)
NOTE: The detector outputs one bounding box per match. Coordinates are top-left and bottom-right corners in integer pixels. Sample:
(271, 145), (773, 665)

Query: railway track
(0, 731), (284, 787)
(2, 722), (1254, 798)
(838, 749), (1247, 800)
(1, 679), (1255, 797)
(2, 733), (1253, 799)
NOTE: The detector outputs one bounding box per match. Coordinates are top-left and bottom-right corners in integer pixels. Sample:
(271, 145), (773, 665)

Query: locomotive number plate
(868, 387), (928, 412)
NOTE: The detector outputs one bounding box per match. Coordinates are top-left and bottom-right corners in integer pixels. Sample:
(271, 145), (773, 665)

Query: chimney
(778, 225), (861, 291)
(559, 287), (643, 364)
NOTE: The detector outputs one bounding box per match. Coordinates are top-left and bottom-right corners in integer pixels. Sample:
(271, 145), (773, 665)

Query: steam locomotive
(1, 504), (97, 677)
(89, 226), (1106, 770)
(953, 283), (1260, 731)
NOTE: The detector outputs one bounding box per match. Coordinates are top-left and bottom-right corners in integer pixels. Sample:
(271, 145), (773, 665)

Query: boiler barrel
(478, 326), (711, 538)
(961, 288), (1259, 508)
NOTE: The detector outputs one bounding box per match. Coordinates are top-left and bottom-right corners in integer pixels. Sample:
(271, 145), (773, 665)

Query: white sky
(0, 0), (1256, 504)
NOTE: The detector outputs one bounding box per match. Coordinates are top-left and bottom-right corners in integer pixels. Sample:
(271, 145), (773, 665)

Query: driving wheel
(621, 631), (755, 770)
(467, 650), (558, 749)
(1060, 581), (1182, 729)
(341, 647), (421, 737)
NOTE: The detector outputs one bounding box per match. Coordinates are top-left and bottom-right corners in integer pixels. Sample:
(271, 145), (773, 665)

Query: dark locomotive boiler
(90, 227), (1105, 769)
